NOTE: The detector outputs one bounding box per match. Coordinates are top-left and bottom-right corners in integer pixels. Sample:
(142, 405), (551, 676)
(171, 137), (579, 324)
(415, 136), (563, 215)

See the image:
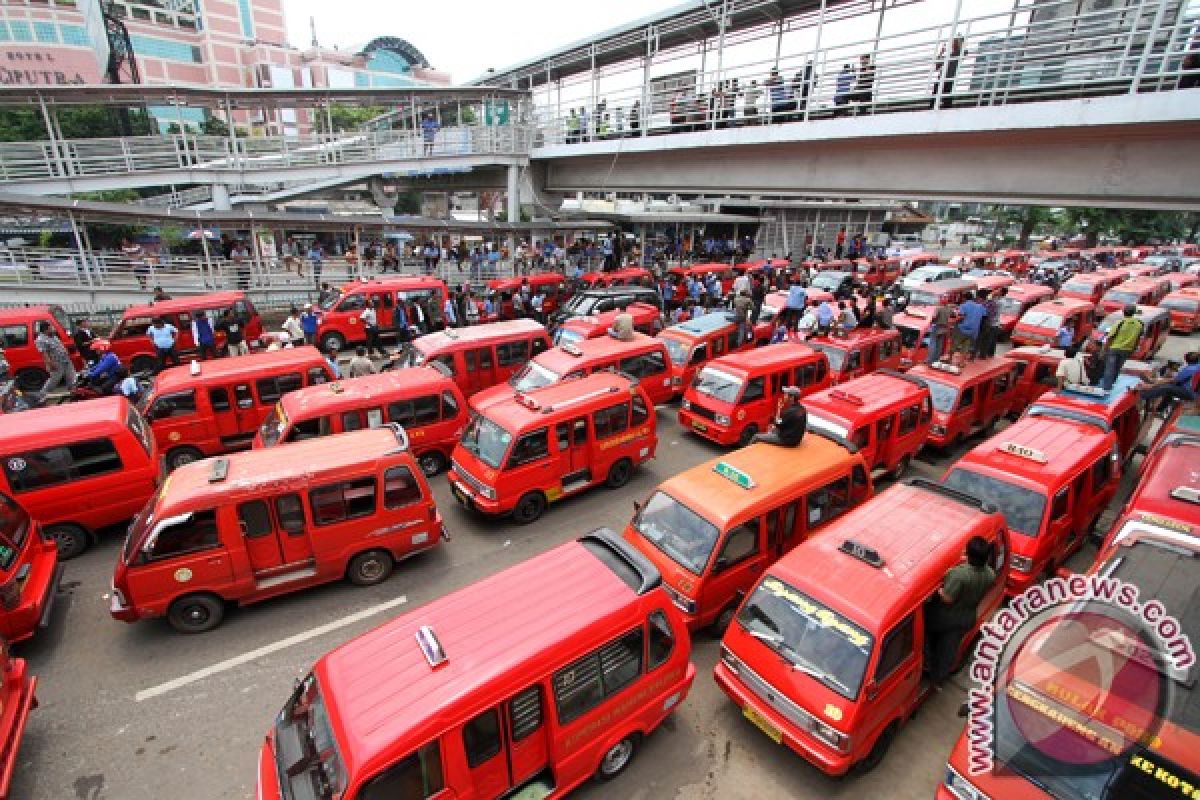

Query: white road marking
(135, 595), (408, 702)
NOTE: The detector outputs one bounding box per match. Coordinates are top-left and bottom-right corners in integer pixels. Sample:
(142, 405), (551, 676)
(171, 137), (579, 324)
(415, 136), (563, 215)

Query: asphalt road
(13, 333), (1196, 800)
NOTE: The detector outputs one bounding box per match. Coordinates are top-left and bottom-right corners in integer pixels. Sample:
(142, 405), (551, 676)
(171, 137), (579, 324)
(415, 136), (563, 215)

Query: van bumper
(9, 545), (61, 643)
(108, 586), (141, 623)
(446, 470), (504, 515)
(0, 665), (35, 800)
(677, 409), (737, 446)
(257, 734), (282, 800)
(714, 661), (853, 776)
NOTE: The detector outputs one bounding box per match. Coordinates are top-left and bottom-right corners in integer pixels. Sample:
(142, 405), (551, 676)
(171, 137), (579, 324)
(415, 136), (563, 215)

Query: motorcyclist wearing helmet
(84, 339), (123, 394)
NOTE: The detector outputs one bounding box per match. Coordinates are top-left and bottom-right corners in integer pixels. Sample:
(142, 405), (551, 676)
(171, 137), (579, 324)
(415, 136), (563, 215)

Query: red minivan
(679, 343), (831, 446)
(657, 313), (752, 397)
(0, 304), (81, 391)
(806, 328), (903, 384)
(108, 291), (263, 372)
(317, 276), (449, 351)
(392, 320), (551, 398)
(257, 528), (695, 800)
(0, 641), (37, 800)
(907, 357), (1022, 448)
(0, 491), (59, 644)
(552, 303), (664, 346)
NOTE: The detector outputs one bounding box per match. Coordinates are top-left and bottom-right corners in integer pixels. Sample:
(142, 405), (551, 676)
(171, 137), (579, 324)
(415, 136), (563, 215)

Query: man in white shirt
(732, 271), (752, 296)
(1055, 343), (1090, 388)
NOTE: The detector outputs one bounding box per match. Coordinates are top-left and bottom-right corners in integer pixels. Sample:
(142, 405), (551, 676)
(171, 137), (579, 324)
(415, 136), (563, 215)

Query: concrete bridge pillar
(506, 164), (520, 224)
(210, 184), (232, 211)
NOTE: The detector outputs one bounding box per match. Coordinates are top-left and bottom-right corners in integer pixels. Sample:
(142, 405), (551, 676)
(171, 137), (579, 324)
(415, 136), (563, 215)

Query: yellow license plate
(692, 420), (708, 432)
(743, 705), (782, 744)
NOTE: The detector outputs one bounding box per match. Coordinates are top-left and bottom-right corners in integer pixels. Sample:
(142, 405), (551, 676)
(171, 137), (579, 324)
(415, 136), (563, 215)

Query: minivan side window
(717, 519), (760, 570)
(3, 438), (123, 491)
(807, 476), (850, 527)
(441, 391), (460, 419)
(257, 373), (302, 404)
(553, 628), (644, 724)
(359, 742), (444, 800)
(0, 325), (28, 348)
(593, 403), (630, 438)
(631, 395), (649, 426)
(463, 709), (502, 767)
(509, 429), (550, 467)
(742, 377), (765, 402)
(958, 385), (976, 410)
(1050, 485), (1070, 520)
(150, 390), (197, 419)
(898, 403), (921, 435)
(209, 388), (231, 412)
(875, 614), (915, 682)
(497, 340), (529, 366)
(147, 510), (219, 561)
(309, 477), (377, 525)
(383, 466), (422, 508)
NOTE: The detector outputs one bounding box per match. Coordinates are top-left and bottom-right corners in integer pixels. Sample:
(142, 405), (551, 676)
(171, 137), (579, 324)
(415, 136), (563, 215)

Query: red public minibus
(108, 291), (263, 372)
(254, 364), (467, 477)
(1011, 298), (1095, 348)
(907, 357), (1022, 449)
(551, 303), (664, 347)
(0, 304), (81, 391)
(112, 427), (444, 633)
(316, 276), (449, 351)
(1099, 277), (1170, 315)
(657, 313), (752, 396)
(256, 528), (696, 799)
(1161, 287), (1200, 333)
(1022, 375), (1143, 462)
(678, 343), (831, 446)
(484, 273), (569, 320)
(1091, 305), (1172, 361)
(803, 370), (932, 478)
(476, 333), (675, 407)
(0, 491), (59, 644)
(994, 284), (1056, 337)
(806, 328), (903, 384)
(941, 416), (1120, 594)
(575, 266), (652, 290)
(392, 320), (551, 398)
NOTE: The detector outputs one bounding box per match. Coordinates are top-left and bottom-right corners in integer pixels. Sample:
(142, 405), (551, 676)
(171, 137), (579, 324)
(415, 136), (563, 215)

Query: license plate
(743, 705), (783, 744)
(692, 420), (708, 432)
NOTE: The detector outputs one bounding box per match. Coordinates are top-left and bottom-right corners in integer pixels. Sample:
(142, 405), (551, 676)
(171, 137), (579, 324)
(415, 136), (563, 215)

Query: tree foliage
(0, 107), (155, 142)
(314, 105), (388, 134)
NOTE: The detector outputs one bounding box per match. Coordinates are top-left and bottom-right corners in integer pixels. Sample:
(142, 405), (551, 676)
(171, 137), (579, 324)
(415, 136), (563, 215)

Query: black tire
(319, 331), (346, 353)
(605, 458), (633, 489)
(737, 424), (759, 447)
(131, 355), (157, 375)
(857, 722), (898, 773)
(167, 593), (225, 634)
(595, 734), (639, 781)
(14, 367), (47, 393)
(346, 549), (394, 587)
(512, 492), (547, 525)
(416, 450), (446, 477)
(46, 523), (89, 560)
(891, 455), (912, 481)
(167, 446), (205, 471)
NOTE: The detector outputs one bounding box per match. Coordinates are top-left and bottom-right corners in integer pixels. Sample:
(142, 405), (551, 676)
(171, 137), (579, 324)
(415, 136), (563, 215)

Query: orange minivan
(392, 319), (551, 398)
(716, 479), (1009, 776)
(111, 426), (444, 633)
(624, 426), (871, 633)
(254, 364), (467, 477)
(449, 372), (657, 524)
(679, 343), (831, 447)
(803, 370), (932, 478)
(0, 396), (159, 558)
(138, 347), (334, 470)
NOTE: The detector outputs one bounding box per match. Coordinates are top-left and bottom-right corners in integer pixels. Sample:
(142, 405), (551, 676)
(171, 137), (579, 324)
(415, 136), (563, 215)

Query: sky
(283, 0), (687, 83)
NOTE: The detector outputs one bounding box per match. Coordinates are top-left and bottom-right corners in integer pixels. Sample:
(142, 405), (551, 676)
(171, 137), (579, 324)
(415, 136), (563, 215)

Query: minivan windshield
(924, 379), (960, 413)
(995, 297), (1028, 317)
(509, 361), (560, 393)
(908, 289), (946, 307)
(274, 673), (347, 800)
(318, 291), (342, 312)
(807, 342), (846, 372)
(943, 468), (1047, 536)
(1161, 298), (1200, 313)
(738, 576), (873, 700)
(459, 411), (512, 469)
(552, 328), (584, 346)
(1019, 311), (1064, 329)
(1103, 290), (1142, 306)
(633, 490), (720, 575)
(661, 336), (690, 366)
(692, 367), (743, 404)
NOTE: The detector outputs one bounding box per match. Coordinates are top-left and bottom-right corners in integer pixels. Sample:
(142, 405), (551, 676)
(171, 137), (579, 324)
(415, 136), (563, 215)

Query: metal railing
(533, 0), (1199, 145)
(0, 124), (534, 183)
(0, 246), (537, 296)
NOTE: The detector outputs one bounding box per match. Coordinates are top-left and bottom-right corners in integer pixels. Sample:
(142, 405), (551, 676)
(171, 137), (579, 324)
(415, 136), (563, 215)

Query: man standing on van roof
(928, 535), (995, 687)
(35, 321), (75, 402)
(1099, 305), (1144, 391)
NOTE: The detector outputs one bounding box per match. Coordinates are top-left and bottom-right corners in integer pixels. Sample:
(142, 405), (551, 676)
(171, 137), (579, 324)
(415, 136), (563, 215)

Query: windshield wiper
(748, 629), (783, 645)
(788, 654), (851, 694)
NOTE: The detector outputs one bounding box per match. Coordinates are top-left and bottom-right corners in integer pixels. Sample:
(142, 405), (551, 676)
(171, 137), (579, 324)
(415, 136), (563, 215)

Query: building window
(34, 21), (58, 43)
(236, 0), (255, 39)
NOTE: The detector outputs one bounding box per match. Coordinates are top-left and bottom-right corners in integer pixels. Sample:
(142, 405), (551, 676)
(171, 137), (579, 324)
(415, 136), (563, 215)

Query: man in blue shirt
(421, 113), (439, 156)
(147, 316), (180, 371)
(300, 304), (321, 346)
(954, 293), (986, 358)
(785, 278), (807, 331)
(1136, 352), (1199, 411)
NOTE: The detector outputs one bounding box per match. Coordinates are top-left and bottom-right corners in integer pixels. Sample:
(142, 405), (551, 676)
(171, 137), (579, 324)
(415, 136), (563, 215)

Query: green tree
(200, 115), (229, 137)
(395, 190), (423, 215)
(0, 106), (154, 142)
(314, 105), (388, 134)
(993, 205), (1057, 250)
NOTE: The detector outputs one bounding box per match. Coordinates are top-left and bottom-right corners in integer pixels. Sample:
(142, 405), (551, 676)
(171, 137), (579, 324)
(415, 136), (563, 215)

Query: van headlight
(931, 424), (947, 436)
(808, 717), (850, 752)
(681, 399), (692, 410)
(715, 414), (731, 426)
(480, 485), (496, 501)
(1011, 554), (1034, 573)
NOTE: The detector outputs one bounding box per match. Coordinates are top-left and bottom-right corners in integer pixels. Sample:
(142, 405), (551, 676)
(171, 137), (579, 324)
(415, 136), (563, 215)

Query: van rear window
(3, 438), (123, 492)
(943, 468), (1047, 537)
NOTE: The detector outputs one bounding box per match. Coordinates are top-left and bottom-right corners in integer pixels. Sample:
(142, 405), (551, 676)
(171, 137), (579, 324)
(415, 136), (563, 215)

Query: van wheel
(512, 492), (547, 525)
(347, 549), (394, 587)
(737, 424), (759, 447)
(167, 593), (225, 634)
(605, 458), (633, 489)
(891, 455), (912, 480)
(319, 332), (346, 353)
(857, 722), (898, 773)
(46, 523), (89, 560)
(14, 367), (47, 393)
(417, 450), (446, 477)
(595, 734), (639, 781)
(131, 355), (157, 375)
(167, 446), (204, 471)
